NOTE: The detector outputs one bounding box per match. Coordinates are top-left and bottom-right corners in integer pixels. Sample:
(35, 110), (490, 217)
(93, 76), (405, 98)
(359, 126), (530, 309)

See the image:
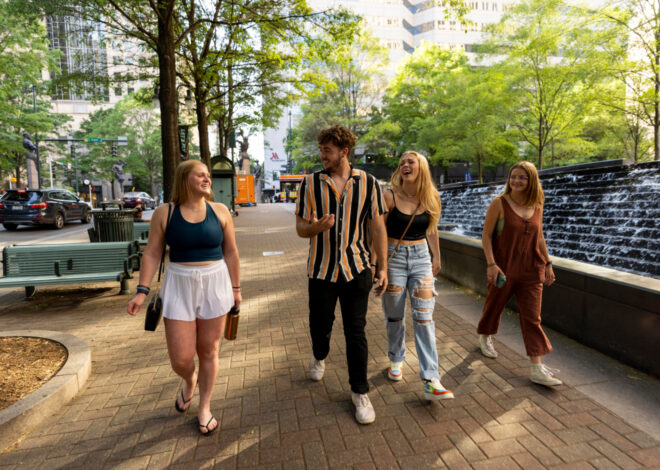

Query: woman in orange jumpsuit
(477, 161), (561, 386)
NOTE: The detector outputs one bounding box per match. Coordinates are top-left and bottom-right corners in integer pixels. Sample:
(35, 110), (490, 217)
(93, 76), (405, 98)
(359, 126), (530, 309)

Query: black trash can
(90, 201), (135, 242)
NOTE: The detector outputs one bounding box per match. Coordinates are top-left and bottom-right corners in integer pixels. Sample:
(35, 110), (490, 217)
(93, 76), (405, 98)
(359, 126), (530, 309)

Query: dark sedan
(0, 189), (92, 230)
(121, 191), (156, 209)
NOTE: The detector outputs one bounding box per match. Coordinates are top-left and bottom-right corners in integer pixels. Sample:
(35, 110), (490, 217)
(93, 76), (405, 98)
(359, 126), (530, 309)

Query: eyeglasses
(509, 175), (529, 181)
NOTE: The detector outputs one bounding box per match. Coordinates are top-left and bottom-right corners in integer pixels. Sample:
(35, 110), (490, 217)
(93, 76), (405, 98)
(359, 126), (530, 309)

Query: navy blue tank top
(166, 202), (224, 262)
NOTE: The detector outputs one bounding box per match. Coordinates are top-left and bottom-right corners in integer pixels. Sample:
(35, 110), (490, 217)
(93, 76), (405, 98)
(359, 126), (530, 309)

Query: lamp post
(286, 109), (292, 174)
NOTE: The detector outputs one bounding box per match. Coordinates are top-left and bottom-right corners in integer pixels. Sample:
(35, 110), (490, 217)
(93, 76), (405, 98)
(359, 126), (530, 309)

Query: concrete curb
(0, 330), (91, 452)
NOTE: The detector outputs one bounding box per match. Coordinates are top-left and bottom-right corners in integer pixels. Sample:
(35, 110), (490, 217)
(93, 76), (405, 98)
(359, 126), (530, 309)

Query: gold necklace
(401, 189), (416, 198)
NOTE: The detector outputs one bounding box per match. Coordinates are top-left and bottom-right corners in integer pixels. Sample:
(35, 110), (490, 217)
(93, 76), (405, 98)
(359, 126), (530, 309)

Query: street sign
(86, 137), (103, 143)
(10, 177), (16, 182)
(83, 179), (90, 185)
(117, 136), (128, 146)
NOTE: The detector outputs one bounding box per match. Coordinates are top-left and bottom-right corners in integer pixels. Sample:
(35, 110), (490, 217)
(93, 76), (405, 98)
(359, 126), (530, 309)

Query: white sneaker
(479, 334), (498, 358)
(309, 358), (325, 381)
(530, 364), (563, 386)
(351, 392), (375, 424)
(387, 361), (403, 381)
(424, 377), (455, 400)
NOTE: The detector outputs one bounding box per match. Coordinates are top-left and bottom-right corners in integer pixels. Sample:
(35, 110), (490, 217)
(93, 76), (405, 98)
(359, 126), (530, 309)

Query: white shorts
(161, 260), (234, 321)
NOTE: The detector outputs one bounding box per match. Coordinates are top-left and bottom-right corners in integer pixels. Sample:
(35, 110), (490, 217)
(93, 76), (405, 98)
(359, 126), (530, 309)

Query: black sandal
(198, 415), (218, 436)
(174, 389), (193, 413)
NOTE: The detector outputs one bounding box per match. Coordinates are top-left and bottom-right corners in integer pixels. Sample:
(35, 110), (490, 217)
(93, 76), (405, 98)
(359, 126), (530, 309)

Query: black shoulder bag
(145, 203), (172, 331)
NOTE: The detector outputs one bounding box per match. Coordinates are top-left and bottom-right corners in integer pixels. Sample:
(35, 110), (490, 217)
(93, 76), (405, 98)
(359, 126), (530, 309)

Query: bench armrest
(124, 253), (141, 278)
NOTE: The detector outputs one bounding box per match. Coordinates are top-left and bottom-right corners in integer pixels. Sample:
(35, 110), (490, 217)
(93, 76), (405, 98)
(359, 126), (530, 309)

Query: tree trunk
(196, 95), (211, 169)
(157, 1), (180, 202)
(477, 153), (483, 184)
(538, 114), (544, 169)
(655, 36), (659, 160)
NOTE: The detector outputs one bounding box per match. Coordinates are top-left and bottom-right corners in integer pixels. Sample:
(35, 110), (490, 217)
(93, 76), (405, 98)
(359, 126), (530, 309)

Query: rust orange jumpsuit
(477, 198), (552, 357)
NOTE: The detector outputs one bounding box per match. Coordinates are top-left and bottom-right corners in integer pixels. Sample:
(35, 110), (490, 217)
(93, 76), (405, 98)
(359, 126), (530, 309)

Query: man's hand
(311, 210), (335, 233)
(373, 267), (388, 297)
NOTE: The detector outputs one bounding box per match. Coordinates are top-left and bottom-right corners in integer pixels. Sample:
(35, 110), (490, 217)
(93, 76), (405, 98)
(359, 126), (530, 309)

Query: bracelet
(232, 286), (241, 290)
(487, 263), (496, 268)
(545, 261), (552, 266)
(136, 285), (150, 295)
(371, 264), (376, 267)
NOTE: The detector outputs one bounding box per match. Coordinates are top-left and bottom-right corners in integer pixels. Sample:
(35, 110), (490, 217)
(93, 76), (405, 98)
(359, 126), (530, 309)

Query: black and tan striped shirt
(296, 168), (386, 282)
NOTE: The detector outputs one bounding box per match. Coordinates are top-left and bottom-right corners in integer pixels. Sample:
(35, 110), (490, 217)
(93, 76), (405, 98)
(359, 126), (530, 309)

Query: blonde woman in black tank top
(379, 151), (455, 400)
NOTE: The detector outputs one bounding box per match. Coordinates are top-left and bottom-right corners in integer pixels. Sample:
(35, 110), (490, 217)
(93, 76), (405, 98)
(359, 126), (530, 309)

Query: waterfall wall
(438, 160), (660, 279)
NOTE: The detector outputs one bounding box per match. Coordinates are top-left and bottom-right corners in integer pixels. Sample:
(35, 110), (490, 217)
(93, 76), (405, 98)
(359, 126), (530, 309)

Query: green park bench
(134, 222), (150, 244)
(0, 241), (142, 298)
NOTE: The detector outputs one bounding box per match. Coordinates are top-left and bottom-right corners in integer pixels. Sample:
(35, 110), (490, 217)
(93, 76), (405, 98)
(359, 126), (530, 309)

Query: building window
(114, 86), (123, 96)
(127, 87), (135, 94)
(419, 21), (434, 33)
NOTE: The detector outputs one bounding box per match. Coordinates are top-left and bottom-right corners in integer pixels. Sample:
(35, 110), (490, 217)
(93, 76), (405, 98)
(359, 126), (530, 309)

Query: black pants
(308, 270), (372, 394)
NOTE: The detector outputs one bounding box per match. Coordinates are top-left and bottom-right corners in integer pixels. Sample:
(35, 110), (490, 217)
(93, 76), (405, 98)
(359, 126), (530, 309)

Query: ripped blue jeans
(382, 242), (440, 381)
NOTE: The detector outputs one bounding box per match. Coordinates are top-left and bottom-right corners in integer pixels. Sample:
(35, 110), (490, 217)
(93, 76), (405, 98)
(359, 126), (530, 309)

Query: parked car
(121, 191), (156, 210)
(0, 188), (92, 230)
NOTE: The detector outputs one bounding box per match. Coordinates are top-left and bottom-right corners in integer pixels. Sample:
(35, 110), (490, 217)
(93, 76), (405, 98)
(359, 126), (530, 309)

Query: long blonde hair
(502, 161), (544, 207)
(170, 160), (212, 205)
(390, 150), (441, 233)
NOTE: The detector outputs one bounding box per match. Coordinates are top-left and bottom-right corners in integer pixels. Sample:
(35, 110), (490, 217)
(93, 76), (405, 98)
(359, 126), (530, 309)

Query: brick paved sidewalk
(0, 204), (658, 469)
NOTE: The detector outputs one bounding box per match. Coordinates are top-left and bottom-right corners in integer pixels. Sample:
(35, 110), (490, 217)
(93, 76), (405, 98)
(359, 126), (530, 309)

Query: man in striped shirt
(296, 125), (388, 425)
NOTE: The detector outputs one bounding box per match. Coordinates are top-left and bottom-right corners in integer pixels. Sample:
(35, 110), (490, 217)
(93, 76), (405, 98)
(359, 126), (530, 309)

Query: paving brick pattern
(1, 204), (658, 469)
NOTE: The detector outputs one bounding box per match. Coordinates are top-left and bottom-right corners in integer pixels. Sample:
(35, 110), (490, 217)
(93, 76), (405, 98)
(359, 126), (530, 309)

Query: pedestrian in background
(295, 124), (388, 424)
(477, 161), (561, 386)
(379, 150), (454, 400)
(127, 160), (241, 435)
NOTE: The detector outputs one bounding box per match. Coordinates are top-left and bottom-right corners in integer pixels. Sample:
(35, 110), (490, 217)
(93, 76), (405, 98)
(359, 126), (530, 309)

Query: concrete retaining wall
(439, 232), (660, 378)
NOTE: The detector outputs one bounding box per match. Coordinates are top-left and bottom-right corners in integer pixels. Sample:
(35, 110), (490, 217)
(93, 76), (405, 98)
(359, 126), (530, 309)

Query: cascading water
(438, 160), (660, 279)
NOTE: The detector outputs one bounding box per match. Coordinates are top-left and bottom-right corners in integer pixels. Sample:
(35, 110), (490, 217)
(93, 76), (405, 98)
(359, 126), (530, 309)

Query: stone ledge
(0, 330), (91, 452)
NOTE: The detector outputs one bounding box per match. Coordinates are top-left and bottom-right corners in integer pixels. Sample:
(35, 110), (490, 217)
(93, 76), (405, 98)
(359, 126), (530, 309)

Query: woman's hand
(233, 289), (242, 308)
(127, 293), (147, 316)
(543, 264), (556, 286)
(486, 265), (505, 287)
(432, 257), (442, 276)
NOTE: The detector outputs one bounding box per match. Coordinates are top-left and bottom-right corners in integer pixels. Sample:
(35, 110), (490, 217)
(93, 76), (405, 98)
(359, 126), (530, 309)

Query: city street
(0, 209), (154, 302)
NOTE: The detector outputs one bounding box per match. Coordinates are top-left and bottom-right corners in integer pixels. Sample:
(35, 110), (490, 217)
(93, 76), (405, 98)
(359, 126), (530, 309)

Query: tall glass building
(46, 15), (109, 102)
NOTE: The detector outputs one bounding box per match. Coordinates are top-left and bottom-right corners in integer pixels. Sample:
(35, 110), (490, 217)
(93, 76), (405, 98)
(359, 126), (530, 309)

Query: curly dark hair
(317, 125), (356, 151)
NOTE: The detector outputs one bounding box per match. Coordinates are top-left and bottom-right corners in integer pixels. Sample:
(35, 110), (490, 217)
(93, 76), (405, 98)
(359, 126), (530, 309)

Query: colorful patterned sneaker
(351, 392), (375, 424)
(530, 364), (562, 386)
(479, 334), (498, 358)
(424, 378), (455, 400)
(309, 358), (325, 381)
(387, 361), (403, 381)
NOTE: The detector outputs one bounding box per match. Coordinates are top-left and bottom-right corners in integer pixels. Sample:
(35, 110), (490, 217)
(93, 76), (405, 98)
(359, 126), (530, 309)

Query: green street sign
(86, 137), (103, 143)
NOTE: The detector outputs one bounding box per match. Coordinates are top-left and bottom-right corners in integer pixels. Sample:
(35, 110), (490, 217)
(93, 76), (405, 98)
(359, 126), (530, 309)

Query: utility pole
(69, 132), (79, 194)
(32, 84), (42, 189)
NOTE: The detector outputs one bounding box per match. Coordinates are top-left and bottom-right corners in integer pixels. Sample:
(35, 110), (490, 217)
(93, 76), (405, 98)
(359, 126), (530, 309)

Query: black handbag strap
(156, 203), (173, 282)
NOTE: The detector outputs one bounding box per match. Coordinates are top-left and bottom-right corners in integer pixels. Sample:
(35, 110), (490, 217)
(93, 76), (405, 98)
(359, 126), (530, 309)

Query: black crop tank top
(166, 202), (224, 262)
(386, 194), (430, 241)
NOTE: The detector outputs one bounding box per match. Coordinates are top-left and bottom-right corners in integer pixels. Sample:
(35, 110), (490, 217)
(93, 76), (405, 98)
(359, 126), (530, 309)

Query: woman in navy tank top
(127, 160), (241, 435)
(379, 151), (455, 401)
